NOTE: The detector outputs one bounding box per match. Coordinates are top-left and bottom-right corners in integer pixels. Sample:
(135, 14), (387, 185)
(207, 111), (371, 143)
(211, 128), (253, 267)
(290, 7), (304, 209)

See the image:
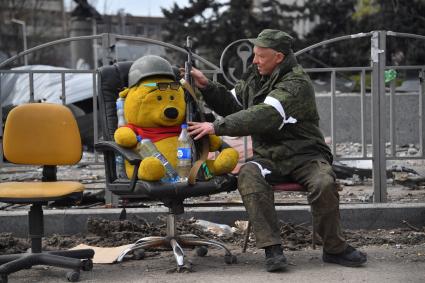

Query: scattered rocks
(0, 233), (29, 254)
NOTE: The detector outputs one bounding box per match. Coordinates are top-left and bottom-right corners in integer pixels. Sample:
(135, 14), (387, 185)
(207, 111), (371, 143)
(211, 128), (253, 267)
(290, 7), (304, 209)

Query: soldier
(187, 29), (367, 272)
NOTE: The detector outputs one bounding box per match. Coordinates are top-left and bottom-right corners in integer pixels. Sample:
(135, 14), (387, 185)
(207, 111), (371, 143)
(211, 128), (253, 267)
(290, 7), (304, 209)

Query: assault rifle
(180, 36), (211, 184)
(184, 36), (195, 123)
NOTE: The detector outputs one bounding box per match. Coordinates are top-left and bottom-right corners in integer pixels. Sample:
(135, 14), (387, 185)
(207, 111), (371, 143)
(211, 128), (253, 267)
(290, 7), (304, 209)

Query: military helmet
(128, 55), (175, 87)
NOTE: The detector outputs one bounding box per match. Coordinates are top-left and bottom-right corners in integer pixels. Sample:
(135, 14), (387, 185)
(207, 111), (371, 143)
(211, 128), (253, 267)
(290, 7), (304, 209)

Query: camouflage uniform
(199, 30), (347, 254)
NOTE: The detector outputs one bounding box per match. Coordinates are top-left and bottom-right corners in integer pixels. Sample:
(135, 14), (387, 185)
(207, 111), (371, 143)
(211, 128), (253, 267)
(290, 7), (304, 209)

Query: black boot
(323, 245), (367, 267)
(264, 244), (287, 272)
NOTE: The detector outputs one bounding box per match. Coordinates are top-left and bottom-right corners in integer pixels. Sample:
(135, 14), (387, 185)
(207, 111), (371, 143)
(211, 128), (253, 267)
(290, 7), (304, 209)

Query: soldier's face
(252, 46), (284, 76)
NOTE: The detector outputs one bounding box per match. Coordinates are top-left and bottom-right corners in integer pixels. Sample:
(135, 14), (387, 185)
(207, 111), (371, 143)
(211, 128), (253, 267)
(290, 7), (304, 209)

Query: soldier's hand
(185, 67), (208, 89)
(179, 67), (208, 89)
(188, 121), (215, 140)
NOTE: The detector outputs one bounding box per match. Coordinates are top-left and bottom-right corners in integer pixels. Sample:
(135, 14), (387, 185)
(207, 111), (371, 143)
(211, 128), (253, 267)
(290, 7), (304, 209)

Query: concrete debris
(234, 220), (249, 232)
(333, 160), (424, 189)
(394, 175), (425, 190)
(1, 142), (425, 209)
(194, 219), (235, 237)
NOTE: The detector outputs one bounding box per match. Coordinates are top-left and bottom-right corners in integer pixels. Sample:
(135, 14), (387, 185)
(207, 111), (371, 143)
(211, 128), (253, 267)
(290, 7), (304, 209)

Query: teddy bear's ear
(119, 87), (130, 98)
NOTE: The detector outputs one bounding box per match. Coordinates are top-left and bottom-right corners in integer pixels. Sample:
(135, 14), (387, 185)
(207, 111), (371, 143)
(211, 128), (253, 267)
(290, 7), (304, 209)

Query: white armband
(230, 88), (243, 107)
(249, 161), (271, 178)
(264, 96), (297, 130)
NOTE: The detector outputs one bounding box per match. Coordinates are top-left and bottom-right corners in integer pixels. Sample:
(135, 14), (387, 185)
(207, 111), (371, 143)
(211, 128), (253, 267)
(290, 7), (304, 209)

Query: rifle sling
(180, 79), (210, 185)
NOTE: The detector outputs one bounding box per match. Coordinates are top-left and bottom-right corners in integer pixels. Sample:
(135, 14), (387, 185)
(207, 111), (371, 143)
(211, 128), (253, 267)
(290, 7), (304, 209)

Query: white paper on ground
(70, 244), (132, 264)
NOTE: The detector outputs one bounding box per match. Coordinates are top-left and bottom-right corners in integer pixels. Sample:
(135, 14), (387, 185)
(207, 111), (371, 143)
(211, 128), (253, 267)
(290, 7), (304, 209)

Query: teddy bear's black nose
(164, 107), (179, 119)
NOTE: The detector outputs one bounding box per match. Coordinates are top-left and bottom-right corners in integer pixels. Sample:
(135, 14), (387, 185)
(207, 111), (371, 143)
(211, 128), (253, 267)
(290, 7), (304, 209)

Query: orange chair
(242, 182), (316, 252)
(0, 103), (94, 282)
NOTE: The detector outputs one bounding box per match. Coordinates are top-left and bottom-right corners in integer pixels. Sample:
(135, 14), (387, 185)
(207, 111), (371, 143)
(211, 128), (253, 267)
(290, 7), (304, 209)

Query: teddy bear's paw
(211, 148), (239, 175)
(138, 157), (166, 181)
(208, 135), (223, 152)
(114, 127), (137, 147)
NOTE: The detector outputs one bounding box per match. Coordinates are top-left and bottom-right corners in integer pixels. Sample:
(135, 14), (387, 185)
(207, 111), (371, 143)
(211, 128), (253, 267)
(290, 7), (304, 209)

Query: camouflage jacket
(201, 53), (333, 175)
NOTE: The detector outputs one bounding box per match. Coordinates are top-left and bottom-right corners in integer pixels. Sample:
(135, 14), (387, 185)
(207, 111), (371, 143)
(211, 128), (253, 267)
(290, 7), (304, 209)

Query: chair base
(0, 203), (94, 282)
(0, 249), (94, 283)
(116, 235), (237, 271)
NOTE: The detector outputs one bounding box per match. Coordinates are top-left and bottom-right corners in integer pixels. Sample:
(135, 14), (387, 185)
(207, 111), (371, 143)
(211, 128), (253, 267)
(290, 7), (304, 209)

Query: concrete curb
(1, 203), (424, 237)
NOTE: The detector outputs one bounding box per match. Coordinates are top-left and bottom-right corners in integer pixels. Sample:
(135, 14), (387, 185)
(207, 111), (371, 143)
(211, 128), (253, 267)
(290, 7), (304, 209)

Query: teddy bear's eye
(170, 95), (175, 100)
(157, 95), (162, 101)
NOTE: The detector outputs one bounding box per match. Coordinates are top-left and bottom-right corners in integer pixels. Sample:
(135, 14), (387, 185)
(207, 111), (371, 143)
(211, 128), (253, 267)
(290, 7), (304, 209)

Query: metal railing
(1, 31), (425, 204)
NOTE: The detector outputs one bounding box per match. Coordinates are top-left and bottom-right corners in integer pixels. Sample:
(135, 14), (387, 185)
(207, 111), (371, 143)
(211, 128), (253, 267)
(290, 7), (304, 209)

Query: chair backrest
(97, 61), (133, 141)
(3, 103), (82, 165)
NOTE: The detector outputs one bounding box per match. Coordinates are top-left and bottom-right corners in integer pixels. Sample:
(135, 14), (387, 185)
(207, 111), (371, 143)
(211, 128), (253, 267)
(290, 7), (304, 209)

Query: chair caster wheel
(66, 270), (80, 282)
(224, 254), (237, 264)
(81, 259), (93, 271)
(0, 274), (8, 283)
(195, 246), (208, 257)
(133, 249), (145, 260)
(176, 262), (193, 273)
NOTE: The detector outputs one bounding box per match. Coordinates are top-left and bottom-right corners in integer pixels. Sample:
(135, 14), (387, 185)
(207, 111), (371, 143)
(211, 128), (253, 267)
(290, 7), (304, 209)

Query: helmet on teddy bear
(128, 55), (176, 87)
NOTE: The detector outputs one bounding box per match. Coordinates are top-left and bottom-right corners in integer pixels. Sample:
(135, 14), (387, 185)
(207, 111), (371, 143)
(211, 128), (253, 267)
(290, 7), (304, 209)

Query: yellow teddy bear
(113, 55), (239, 182)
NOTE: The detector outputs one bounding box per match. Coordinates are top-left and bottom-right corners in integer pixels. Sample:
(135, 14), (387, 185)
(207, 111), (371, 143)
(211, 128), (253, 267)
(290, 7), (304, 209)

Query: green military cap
(249, 29), (294, 54)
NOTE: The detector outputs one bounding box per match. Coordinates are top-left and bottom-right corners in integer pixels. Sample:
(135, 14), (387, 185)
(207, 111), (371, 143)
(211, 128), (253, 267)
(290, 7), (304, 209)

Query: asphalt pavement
(8, 244), (425, 283)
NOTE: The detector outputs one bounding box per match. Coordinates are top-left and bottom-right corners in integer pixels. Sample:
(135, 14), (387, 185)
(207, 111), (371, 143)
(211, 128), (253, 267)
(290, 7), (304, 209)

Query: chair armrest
(95, 141), (141, 165)
(131, 174), (238, 199)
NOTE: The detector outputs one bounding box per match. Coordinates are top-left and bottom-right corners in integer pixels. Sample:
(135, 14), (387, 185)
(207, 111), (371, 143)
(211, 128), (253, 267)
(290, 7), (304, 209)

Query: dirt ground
(1, 213), (425, 256)
(1, 217), (425, 281)
(4, 240), (425, 283)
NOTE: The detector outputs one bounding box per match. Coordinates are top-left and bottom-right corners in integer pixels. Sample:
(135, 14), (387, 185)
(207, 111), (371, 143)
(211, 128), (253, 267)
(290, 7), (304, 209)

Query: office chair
(95, 62), (238, 271)
(0, 103), (94, 282)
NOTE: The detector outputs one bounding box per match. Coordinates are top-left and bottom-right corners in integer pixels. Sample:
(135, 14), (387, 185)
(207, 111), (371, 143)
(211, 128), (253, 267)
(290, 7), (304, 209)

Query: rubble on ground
(1, 217), (424, 256)
(0, 233), (29, 254)
(1, 141), (425, 206)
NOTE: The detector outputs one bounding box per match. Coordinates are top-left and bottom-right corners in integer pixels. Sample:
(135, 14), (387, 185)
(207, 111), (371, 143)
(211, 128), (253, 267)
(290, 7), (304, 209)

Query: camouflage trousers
(238, 158), (347, 254)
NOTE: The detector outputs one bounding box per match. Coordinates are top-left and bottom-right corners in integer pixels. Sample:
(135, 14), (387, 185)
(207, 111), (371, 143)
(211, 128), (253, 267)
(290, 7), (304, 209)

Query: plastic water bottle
(116, 97), (126, 127)
(136, 136), (180, 182)
(176, 124), (192, 182)
(194, 219), (235, 237)
(115, 97), (127, 178)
